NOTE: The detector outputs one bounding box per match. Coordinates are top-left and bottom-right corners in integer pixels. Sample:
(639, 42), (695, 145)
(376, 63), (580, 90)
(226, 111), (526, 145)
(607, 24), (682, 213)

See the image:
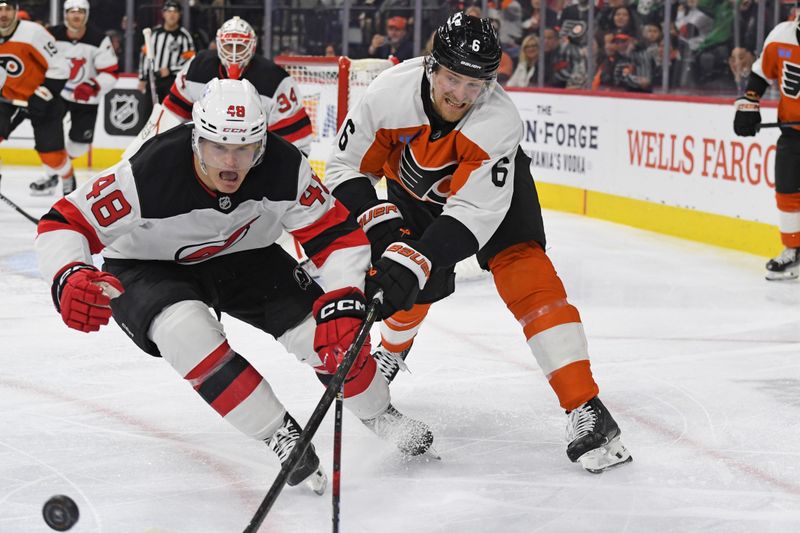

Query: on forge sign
(104, 89), (148, 136)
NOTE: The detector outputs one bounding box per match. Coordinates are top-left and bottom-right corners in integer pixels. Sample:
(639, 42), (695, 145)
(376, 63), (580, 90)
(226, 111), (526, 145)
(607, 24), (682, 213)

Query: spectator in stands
(612, 31), (654, 92)
(728, 46), (754, 94)
(507, 34), (540, 87)
(559, 0), (590, 29)
(368, 16), (414, 61)
(486, 12), (516, 83)
(593, 31), (622, 90)
(495, 0), (524, 56)
(542, 26), (560, 86)
(521, 0), (559, 38)
(597, 0), (628, 34)
(553, 20), (588, 89)
(611, 6), (639, 37)
(325, 43), (338, 57)
(636, 0), (664, 25)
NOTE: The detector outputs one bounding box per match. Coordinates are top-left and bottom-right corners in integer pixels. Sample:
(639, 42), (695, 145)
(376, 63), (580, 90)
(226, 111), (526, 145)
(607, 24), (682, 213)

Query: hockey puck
(42, 495), (79, 531)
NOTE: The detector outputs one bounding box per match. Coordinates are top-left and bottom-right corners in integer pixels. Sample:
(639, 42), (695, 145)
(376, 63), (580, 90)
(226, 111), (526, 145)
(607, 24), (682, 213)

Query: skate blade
(423, 443), (441, 461)
(305, 467), (327, 496)
(577, 436), (632, 474)
(29, 189), (57, 197)
(765, 269), (799, 281)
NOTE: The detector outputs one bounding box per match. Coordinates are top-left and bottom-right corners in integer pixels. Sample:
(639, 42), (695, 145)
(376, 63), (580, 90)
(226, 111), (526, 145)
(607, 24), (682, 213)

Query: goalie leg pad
(149, 300), (285, 440)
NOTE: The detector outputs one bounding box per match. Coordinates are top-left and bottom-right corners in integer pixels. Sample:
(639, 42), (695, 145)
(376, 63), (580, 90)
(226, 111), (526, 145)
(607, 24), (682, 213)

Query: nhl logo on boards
(218, 195), (232, 210)
(108, 93), (140, 132)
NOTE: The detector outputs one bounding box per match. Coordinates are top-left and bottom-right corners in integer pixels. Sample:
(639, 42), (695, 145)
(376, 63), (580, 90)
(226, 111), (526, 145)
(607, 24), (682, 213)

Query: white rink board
(508, 90), (781, 225)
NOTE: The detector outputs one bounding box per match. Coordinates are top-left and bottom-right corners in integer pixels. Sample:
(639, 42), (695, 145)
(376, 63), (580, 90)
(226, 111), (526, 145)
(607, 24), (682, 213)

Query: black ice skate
(265, 413), (327, 495)
(29, 174), (59, 196)
(765, 247), (799, 281)
(566, 396), (632, 474)
(361, 403), (438, 458)
(372, 344), (410, 384)
(62, 175), (76, 195)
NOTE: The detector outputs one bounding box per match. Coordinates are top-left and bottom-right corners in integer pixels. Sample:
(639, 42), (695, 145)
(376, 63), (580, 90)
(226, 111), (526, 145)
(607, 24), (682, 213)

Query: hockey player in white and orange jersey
(733, 18), (800, 280)
(162, 16), (312, 154)
(0, 1), (74, 195)
(34, 79), (435, 494)
(326, 12), (632, 473)
(50, 0), (119, 165)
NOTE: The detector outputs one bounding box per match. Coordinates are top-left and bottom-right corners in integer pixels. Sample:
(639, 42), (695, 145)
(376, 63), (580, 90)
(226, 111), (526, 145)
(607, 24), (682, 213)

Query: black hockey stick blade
(0, 175), (39, 224)
(757, 120), (800, 130)
(243, 292), (382, 533)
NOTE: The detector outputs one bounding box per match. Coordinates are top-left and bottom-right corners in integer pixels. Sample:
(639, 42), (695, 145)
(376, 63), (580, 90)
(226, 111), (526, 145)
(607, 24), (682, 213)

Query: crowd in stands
(18, 0), (792, 97)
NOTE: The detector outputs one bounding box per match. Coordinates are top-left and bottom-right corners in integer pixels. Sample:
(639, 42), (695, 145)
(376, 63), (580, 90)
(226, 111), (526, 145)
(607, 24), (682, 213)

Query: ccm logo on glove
(318, 297), (366, 320)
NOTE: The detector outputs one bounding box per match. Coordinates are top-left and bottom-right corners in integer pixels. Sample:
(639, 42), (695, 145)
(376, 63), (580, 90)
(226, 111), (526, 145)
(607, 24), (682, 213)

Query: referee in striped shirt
(138, 1), (195, 108)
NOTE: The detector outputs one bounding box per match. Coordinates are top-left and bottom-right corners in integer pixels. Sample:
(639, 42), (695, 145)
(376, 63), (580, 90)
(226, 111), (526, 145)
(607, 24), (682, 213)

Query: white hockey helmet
(63, 0), (89, 22)
(191, 78), (267, 172)
(216, 16), (257, 79)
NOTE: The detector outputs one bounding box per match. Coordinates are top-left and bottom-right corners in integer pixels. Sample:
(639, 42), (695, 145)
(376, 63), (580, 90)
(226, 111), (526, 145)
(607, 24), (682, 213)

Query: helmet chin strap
(227, 63), (242, 79)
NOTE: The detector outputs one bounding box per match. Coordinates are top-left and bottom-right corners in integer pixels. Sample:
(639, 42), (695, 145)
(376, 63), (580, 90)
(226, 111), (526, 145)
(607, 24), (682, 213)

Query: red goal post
(274, 55), (395, 179)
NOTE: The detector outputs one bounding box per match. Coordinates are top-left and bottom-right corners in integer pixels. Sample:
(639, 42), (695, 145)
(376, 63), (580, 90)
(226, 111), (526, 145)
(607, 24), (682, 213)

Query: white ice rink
(0, 167), (798, 533)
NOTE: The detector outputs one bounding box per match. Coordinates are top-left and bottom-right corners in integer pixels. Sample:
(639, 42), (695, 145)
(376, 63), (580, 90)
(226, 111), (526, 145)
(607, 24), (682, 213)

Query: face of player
(65, 8), (87, 30)
(162, 8), (181, 30)
(194, 138), (262, 194)
(430, 65), (489, 123)
(0, 5), (17, 32)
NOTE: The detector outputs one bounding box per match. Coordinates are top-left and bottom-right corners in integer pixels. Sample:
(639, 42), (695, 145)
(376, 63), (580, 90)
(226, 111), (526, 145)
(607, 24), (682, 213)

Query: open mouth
(219, 171), (240, 182)
(444, 96), (466, 109)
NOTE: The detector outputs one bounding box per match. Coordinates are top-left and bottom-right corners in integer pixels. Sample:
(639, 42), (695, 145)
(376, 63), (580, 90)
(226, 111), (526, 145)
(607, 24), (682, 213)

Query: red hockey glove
(312, 287), (371, 378)
(357, 200), (413, 263)
(365, 241), (432, 319)
(53, 263), (124, 332)
(73, 81), (100, 102)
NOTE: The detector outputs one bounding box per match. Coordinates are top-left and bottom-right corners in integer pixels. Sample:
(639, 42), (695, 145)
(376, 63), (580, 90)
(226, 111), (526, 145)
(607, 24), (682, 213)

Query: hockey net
(274, 55), (488, 282)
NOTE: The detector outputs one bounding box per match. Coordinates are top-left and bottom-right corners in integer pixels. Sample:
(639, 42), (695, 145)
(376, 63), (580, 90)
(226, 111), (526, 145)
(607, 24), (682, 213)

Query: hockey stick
(142, 28), (159, 107)
(0, 175), (39, 224)
(758, 120), (800, 130)
(243, 292), (382, 533)
(332, 383), (343, 533)
(0, 96), (28, 108)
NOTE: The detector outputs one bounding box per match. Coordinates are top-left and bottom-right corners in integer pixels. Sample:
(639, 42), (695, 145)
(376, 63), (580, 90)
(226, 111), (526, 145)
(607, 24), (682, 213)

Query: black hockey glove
(357, 200), (412, 263)
(733, 95), (761, 136)
(365, 241), (432, 319)
(27, 85), (54, 119)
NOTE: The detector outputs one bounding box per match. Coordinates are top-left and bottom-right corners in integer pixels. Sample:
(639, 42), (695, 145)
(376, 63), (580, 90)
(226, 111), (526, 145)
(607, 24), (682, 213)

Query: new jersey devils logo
(398, 144), (458, 205)
(69, 57), (87, 81)
(174, 216), (259, 263)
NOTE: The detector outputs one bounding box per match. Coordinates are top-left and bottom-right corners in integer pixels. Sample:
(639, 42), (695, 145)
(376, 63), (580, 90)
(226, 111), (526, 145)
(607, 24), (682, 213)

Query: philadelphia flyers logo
(0, 55), (24, 77)
(174, 216), (260, 263)
(782, 60), (800, 99)
(398, 143), (458, 205)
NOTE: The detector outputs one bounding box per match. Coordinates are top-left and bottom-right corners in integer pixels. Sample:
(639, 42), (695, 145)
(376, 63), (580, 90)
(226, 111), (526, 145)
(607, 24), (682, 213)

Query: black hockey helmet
(429, 12), (501, 80)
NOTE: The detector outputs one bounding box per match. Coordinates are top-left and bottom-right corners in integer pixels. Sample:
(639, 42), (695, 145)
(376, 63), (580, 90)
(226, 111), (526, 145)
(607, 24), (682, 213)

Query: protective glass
(196, 137), (263, 171)
(430, 66), (495, 103)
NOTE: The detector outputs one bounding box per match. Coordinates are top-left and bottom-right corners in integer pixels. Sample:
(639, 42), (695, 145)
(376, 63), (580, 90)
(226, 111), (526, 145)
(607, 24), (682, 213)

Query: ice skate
(62, 175), (76, 195)
(372, 344), (410, 384)
(566, 396), (632, 474)
(765, 247), (799, 281)
(361, 403), (438, 458)
(29, 174), (59, 196)
(265, 413), (327, 495)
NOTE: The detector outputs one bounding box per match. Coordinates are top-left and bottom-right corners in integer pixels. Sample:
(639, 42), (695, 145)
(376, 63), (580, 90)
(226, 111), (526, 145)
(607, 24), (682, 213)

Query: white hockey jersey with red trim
(0, 20), (69, 101)
(51, 24), (119, 105)
(35, 125), (369, 292)
(324, 57), (524, 249)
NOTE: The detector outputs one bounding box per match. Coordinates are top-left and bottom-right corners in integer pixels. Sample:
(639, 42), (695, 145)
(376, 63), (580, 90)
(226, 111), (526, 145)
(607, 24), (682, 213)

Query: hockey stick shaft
(243, 293), (382, 533)
(0, 175), (38, 224)
(332, 388), (343, 533)
(758, 120), (800, 130)
(142, 28), (159, 107)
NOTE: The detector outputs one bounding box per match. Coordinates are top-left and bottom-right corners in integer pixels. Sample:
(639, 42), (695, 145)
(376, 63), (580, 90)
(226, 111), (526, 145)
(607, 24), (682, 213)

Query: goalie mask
(191, 78), (267, 174)
(216, 16), (257, 80)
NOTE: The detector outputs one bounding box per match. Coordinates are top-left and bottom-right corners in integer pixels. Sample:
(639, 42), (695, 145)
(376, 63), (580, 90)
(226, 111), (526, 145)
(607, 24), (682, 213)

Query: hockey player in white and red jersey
(49, 0), (118, 168)
(326, 12), (632, 473)
(0, 1), (73, 195)
(34, 79), (434, 493)
(733, 17), (800, 280)
(162, 16), (312, 153)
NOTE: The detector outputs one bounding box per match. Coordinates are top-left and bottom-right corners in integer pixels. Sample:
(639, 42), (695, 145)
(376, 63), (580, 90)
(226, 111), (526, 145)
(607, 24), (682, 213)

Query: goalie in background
(35, 78), (435, 496)
(49, 0), (118, 183)
(0, 1), (73, 196)
(733, 17), (800, 281)
(325, 12), (633, 474)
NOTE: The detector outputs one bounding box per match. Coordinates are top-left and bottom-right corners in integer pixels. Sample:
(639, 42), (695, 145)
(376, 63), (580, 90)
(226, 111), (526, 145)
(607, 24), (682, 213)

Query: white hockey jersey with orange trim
(752, 21), (800, 126)
(0, 20), (69, 101)
(324, 57), (524, 249)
